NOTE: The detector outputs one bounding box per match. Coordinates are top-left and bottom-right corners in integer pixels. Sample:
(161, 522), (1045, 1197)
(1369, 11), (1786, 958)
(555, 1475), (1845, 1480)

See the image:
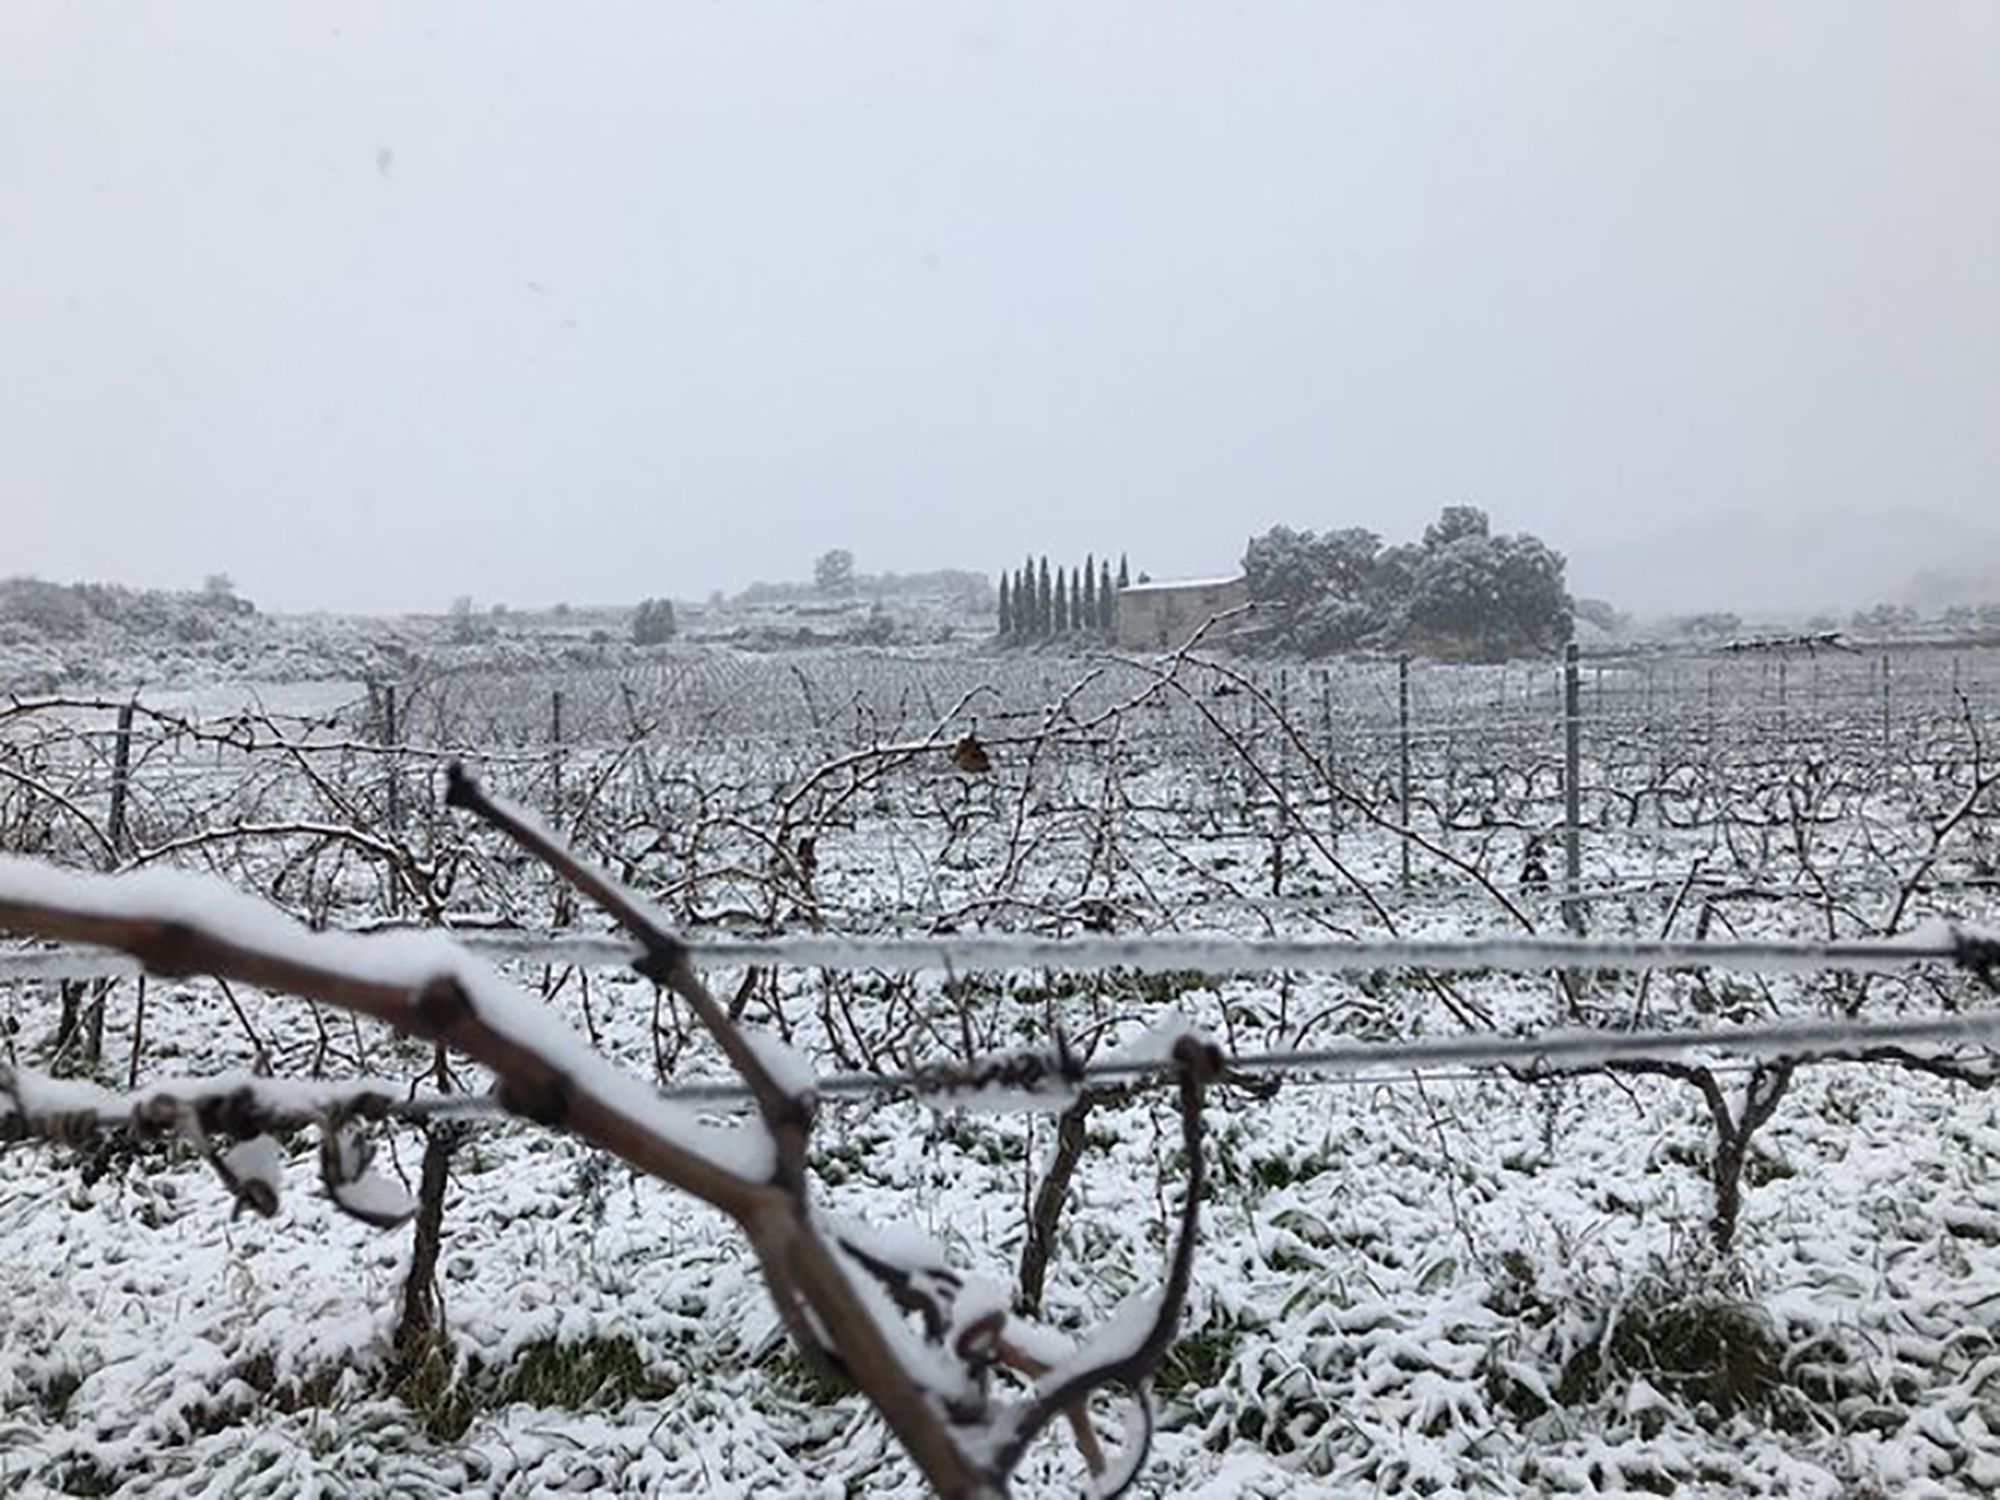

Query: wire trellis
(5, 925), (1995, 983)
(4, 921), (1995, 1126)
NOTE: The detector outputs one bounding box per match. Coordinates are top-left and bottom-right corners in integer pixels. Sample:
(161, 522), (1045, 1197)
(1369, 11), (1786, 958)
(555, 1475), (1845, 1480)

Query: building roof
(1116, 575), (1246, 596)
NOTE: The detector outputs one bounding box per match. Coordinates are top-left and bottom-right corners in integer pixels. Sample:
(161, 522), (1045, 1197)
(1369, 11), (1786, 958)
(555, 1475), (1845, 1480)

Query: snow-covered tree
(813, 548), (856, 594)
(1404, 519), (1571, 659)
(1241, 506), (1573, 659)
(632, 597), (678, 646)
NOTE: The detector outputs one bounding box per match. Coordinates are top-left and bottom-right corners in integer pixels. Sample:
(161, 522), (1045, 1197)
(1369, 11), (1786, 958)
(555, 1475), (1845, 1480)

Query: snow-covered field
(3, 645), (1998, 1496)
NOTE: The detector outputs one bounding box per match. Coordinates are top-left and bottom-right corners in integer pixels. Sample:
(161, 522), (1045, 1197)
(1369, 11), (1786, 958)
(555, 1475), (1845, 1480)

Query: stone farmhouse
(1113, 575), (1251, 649)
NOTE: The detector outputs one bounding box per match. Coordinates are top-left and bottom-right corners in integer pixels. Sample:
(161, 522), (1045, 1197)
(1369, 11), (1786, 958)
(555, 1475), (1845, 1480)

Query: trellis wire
(62, 1005), (1981, 1125)
(4, 925), (1994, 984)
(4, 919), (1995, 1122)
(688, 1004), (2000, 1103)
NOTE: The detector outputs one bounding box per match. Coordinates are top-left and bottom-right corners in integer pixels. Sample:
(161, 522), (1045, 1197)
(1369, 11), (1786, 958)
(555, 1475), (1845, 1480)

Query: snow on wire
(4, 918), (1997, 1115)
(512, 1003), (2000, 1109)
(5, 921), (1997, 984)
(14, 999), (2000, 1135)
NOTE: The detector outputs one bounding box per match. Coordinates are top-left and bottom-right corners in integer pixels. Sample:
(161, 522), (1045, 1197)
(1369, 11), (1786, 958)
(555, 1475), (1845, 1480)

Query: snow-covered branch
(0, 767), (1216, 1497)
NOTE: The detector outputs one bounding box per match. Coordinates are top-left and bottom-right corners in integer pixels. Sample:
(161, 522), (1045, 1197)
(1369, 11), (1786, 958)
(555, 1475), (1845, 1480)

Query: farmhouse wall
(1113, 576), (1250, 649)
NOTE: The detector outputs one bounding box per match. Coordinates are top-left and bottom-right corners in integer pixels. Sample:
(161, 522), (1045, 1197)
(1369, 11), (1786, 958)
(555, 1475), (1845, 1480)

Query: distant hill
(1902, 565), (2000, 614)
(1566, 508), (2000, 620)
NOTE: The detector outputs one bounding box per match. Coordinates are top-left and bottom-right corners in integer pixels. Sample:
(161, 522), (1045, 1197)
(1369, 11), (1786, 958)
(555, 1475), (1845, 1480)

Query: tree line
(997, 553), (1130, 641)
(1241, 505), (1572, 660)
(993, 509), (1570, 660)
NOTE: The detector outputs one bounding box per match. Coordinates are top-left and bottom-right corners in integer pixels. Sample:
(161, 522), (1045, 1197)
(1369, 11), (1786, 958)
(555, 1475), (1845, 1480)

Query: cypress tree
(1054, 569), (1068, 635)
(1117, 553), (1130, 591)
(997, 573), (1012, 637)
(1082, 556), (1097, 633)
(1099, 560), (1115, 630)
(1037, 557), (1052, 637)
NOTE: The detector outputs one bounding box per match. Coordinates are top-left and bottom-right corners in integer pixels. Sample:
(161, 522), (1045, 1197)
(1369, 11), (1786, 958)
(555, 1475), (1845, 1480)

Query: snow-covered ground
(3, 645), (1997, 1496)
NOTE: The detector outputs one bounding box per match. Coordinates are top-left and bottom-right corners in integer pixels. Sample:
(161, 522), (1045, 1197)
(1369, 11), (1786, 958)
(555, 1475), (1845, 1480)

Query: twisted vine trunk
(1019, 1095), (1095, 1317)
(394, 1123), (460, 1359)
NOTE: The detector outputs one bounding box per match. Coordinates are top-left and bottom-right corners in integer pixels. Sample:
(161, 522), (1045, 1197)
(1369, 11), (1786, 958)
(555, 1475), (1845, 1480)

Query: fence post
(1880, 652), (1892, 763)
(105, 700), (134, 869)
(380, 682), (402, 835)
(550, 689), (572, 928)
(1274, 668), (1290, 896)
(1398, 656), (1412, 895)
(1562, 642), (1584, 936)
(1277, 668), (1289, 793)
(1319, 669), (1339, 842)
(550, 689), (566, 821)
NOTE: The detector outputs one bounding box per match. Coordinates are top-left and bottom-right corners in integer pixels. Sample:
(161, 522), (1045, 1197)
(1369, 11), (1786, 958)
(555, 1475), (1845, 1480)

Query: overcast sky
(4, 3), (1995, 615)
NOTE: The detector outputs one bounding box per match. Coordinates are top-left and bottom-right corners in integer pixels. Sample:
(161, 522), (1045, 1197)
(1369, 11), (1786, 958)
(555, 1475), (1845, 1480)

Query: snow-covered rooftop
(1116, 574), (1246, 595)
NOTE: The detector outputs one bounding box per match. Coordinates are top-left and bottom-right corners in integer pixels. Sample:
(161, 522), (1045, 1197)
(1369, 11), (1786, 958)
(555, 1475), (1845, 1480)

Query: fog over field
(4, 3), (1996, 617)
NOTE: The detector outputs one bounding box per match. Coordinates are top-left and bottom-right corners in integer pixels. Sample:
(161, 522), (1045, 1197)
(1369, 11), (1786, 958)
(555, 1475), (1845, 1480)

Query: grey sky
(4, 3), (1995, 616)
